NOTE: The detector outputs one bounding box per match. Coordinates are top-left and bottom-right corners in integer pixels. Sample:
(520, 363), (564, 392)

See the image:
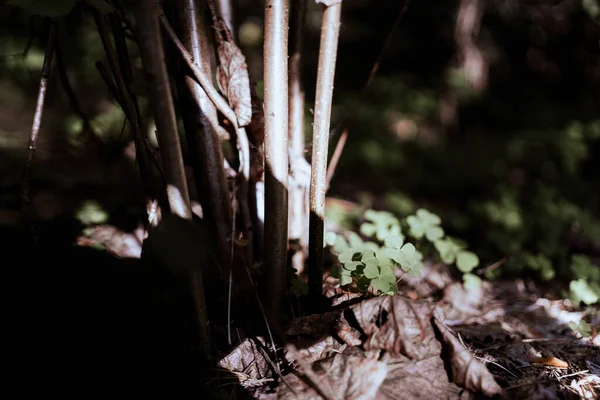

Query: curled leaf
(211, 17), (252, 127)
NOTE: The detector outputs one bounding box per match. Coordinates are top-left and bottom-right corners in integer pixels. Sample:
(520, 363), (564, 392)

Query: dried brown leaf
(378, 356), (468, 399)
(433, 308), (503, 397)
(212, 19), (252, 127)
(217, 338), (273, 388)
(279, 353), (388, 400)
(350, 296), (440, 359)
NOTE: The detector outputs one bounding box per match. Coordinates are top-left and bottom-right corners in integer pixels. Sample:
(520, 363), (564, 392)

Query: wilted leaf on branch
(212, 18), (252, 128)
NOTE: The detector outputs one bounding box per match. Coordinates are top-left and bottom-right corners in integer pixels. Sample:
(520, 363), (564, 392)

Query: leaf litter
(75, 221), (599, 399)
(213, 260), (599, 399)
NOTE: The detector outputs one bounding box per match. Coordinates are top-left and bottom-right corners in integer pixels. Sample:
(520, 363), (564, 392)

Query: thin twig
(22, 20), (58, 237)
(158, 11), (239, 129)
(325, 0), (410, 188)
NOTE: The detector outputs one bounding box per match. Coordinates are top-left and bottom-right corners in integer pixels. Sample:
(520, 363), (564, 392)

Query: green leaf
(456, 251), (480, 273)
(332, 235), (349, 254)
(400, 243), (417, 259)
(384, 234), (404, 249)
(363, 263), (380, 279)
(348, 231), (365, 251)
(360, 222), (377, 237)
(324, 231), (337, 247)
(570, 279), (599, 305)
(416, 208), (441, 225)
(361, 250), (379, 268)
(571, 254), (600, 281)
(395, 243), (424, 272)
(425, 226), (444, 242)
(364, 241), (380, 251)
(463, 273), (482, 291)
(434, 238), (461, 264)
(371, 273), (396, 294)
(384, 248), (403, 264)
(7, 0), (76, 16)
(340, 273), (353, 286)
(406, 215), (425, 239)
(338, 250), (354, 264)
(407, 208), (442, 241)
(408, 264), (423, 277)
(343, 261), (361, 271)
(569, 320), (591, 337)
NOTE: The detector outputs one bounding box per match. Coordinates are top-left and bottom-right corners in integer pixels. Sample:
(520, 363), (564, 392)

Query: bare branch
(134, 0), (192, 220)
(308, 1), (342, 305)
(262, 0), (290, 324)
(22, 19), (58, 238)
(158, 12), (240, 129)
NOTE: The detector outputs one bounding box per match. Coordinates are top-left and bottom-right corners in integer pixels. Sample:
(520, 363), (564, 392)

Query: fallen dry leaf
(377, 355), (467, 399)
(210, 14), (252, 127)
(433, 308), (503, 397)
(278, 352), (388, 400)
(217, 338), (273, 388)
(350, 296), (440, 360)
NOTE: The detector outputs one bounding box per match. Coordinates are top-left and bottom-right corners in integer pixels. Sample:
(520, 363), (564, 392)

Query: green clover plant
(327, 208), (482, 295)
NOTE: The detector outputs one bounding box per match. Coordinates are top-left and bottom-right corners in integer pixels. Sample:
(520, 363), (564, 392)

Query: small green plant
(326, 208), (481, 295)
(568, 255), (600, 306)
(569, 320), (591, 338)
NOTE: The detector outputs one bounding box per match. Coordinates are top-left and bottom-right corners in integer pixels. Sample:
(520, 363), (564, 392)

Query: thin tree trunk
(263, 0), (290, 324)
(134, 0), (209, 355)
(288, 0), (309, 275)
(175, 0), (233, 279)
(308, 2), (342, 307)
(134, 0), (191, 219)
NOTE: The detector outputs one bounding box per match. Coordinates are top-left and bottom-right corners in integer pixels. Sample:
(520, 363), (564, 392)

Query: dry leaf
(433, 308), (503, 397)
(218, 338), (273, 388)
(211, 17), (252, 127)
(378, 356), (467, 399)
(350, 296), (440, 359)
(278, 353), (388, 400)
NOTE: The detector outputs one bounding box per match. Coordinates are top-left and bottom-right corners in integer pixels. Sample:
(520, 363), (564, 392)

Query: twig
(158, 11), (239, 129)
(22, 19), (58, 239)
(325, 127), (346, 188)
(325, 0), (410, 189)
(286, 343), (336, 400)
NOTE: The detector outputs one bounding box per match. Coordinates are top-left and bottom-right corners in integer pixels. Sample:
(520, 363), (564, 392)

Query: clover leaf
(384, 234), (404, 249)
(570, 279), (599, 305)
(463, 273), (482, 291)
(434, 237), (463, 264)
(456, 251), (480, 273)
(324, 231), (338, 247)
(371, 273), (397, 294)
(407, 208), (444, 242)
(569, 320), (591, 338)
